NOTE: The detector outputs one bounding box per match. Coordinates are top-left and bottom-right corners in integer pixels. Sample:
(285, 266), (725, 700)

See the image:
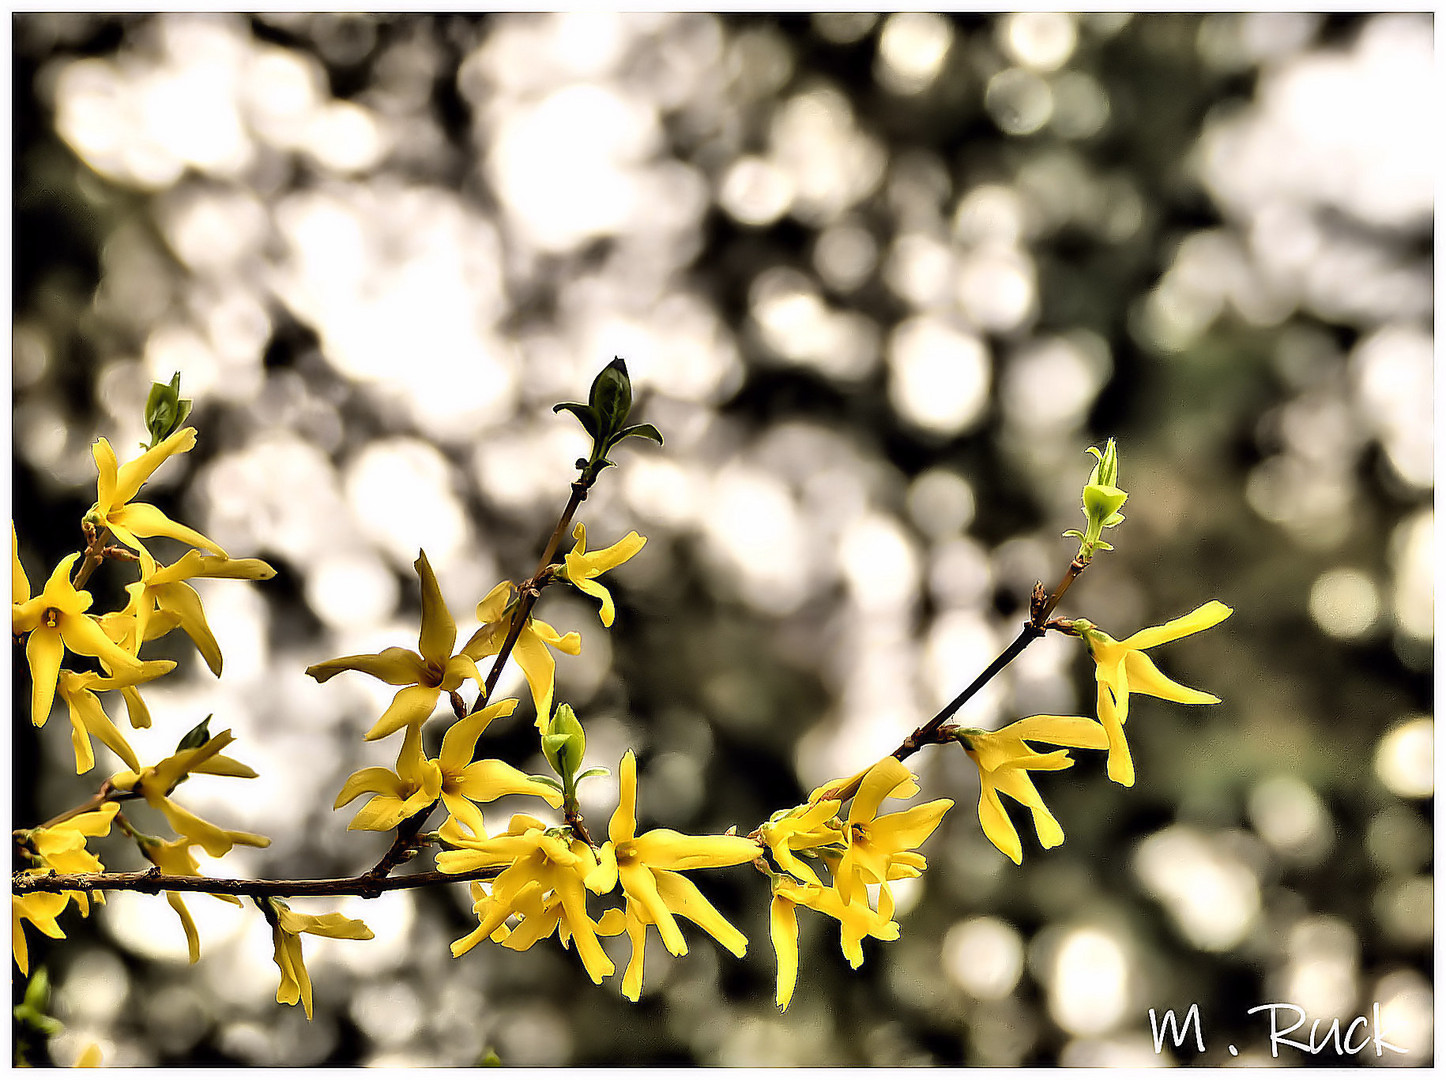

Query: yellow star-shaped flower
(561, 523), (646, 627)
(13, 551), (145, 728)
(117, 548), (276, 677)
(12, 892), (69, 977)
(54, 660), (175, 774)
(1082, 600), (1232, 786)
(961, 714), (1109, 865)
(307, 551), (483, 741)
(587, 751), (761, 1000)
(109, 729), (270, 858)
(86, 428), (227, 559)
(758, 798), (844, 887)
(828, 757), (952, 911)
(768, 876), (900, 1011)
(463, 581), (581, 732)
(268, 901), (374, 1020)
(333, 698), (562, 833)
(13, 803), (121, 973)
(437, 814), (615, 984)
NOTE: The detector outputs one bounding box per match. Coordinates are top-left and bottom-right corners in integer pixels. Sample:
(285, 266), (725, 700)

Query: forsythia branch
(12, 865), (503, 900)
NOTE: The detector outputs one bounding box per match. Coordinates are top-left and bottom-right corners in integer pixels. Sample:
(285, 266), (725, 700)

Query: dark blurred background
(11, 12), (1433, 1067)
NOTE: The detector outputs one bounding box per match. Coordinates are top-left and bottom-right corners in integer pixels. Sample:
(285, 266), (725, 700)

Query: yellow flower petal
(414, 550), (457, 668)
(770, 893), (799, 1010)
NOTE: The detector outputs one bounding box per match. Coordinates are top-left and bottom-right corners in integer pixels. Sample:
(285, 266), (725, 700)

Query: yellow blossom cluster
(955, 601), (1233, 864)
(437, 749), (761, 1001)
(760, 757), (952, 1009)
(11, 420), (280, 978)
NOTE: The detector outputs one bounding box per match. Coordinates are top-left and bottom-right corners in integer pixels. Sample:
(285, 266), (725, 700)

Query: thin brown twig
(472, 477), (591, 715)
(815, 554), (1093, 804)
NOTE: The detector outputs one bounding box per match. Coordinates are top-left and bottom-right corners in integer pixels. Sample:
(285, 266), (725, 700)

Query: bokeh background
(11, 12), (1433, 1067)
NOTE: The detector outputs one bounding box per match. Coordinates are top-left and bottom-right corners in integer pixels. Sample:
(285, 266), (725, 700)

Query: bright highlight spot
(1373, 716), (1432, 798)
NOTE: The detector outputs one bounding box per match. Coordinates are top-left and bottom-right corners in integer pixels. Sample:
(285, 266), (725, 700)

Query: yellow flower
(438, 814), (615, 983)
(74, 1044), (104, 1068)
(768, 876), (900, 1011)
(487, 881), (627, 966)
(433, 699), (564, 834)
(26, 803), (120, 881)
(463, 581), (581, 732)
(86, 428), (227, 559)
(54, 661), (175, 774)
(961, 715), (1110, 865)
(12, 893), (68, 976)
(12, 804), (121, 972)
(268, 901), (374, 1020)
(109, 730), (271, 858)
(1083, 600), (1233, 787)
(334, 699), (562, 833)
(307, 551), (483, 741)
(587, 751), (760, 1000)
(333, 721), (442, 831)
(561, 523), (646, 627)
(121, 549), (276, 677)
(828, 757), (952, 911)
(136, 835), (245, 964)
(12, 553), (145, 728)
(758, 798), (843, 887)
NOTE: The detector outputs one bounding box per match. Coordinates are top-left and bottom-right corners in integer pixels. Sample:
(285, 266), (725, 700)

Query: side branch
(893, 555), (1091, 764)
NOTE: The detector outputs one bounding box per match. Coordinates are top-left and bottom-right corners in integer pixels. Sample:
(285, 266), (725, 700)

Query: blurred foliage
(11, 11), (1432, 1067)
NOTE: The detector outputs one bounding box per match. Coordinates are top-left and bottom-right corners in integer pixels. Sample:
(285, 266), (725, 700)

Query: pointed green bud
(589, 358), (633, 439)
(143, 372), (192, 449)
(1073, 440), (1127, 559)
(1086, 438), (1119, 488)
(541, 703), (586, 784)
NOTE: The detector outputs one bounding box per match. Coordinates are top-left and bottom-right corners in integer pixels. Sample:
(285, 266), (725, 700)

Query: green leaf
(526, 774), (566, 793)
(176, 714), (213, 752)
(611, 422), (663, 448)
(575, 766), (611, 783)
(552, 401), (599, 440)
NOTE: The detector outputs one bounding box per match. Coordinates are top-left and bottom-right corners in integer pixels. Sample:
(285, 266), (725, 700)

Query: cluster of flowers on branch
(13, 360), (1231, 1063)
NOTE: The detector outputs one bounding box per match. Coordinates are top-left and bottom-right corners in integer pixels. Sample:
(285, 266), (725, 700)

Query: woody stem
(889, 554), (1091, 768)
(13, 866), (503, 901)
(69, 521), (110, 592)
(472, 476), (591, 715)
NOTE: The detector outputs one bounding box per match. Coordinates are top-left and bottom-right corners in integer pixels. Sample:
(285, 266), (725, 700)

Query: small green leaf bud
(1072, 439), (1128, 559)
(541, 703), (586, 784)
(143, 372), (192, 449)
(589, 357), (633, 438)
